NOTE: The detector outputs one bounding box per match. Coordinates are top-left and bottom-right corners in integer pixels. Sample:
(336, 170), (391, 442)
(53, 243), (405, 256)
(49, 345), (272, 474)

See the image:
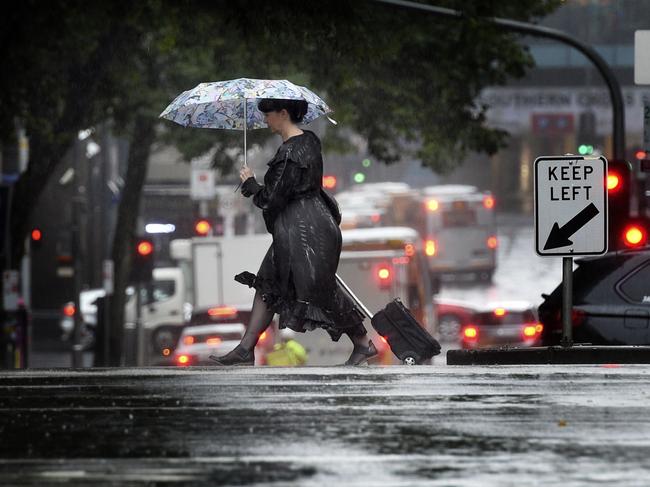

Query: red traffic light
(622, 224), (647, 248)
(137, 240), (154, 256)
(635, 150), (647, 160)
(607, 171), (622, 192)
(31, 228), (42, 241)
(194, 219), (212, 236)
(322, 175), (337, 190)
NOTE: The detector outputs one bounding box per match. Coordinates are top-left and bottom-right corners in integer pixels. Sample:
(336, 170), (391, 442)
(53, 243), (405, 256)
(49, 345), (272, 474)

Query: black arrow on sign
(543, 202), (600, 250)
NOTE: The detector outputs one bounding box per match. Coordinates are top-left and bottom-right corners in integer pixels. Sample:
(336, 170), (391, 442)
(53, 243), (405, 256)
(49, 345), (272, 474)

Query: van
(385, 185), (498, 281)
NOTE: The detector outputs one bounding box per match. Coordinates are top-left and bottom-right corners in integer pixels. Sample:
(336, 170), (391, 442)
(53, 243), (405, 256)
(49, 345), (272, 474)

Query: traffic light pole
(136, 282), (145, 366)
(561, 257), (573, 347)
(374, 0), (625, 160)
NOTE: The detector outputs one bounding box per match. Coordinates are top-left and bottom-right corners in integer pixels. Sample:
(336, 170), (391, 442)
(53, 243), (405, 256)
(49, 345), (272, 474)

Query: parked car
(433, 297), (478, 343)
(460, 301), (542, 349)
(538, 246), (650, 346)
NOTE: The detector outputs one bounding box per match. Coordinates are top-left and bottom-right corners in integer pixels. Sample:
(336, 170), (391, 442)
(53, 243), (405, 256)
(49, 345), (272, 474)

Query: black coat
(237, 130), (364, 341)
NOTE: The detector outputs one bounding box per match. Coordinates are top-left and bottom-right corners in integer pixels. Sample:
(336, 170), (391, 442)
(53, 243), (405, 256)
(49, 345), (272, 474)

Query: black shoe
(210, 346), (255, 366)
(344, 340), (378, 366)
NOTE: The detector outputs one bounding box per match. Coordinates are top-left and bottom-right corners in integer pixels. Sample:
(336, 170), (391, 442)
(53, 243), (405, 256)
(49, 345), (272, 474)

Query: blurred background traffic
(1, 1), (649, 368)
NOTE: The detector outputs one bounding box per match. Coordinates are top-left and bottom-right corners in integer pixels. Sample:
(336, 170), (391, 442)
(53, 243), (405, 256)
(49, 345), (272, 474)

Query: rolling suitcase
(336, 274), (441, 365)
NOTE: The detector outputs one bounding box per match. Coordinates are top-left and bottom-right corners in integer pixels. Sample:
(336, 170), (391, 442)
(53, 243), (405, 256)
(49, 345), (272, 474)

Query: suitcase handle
(335, 273), (374, 320)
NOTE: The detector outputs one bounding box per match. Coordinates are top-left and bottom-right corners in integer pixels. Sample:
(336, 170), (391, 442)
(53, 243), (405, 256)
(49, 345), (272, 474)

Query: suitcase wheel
(402, 356), (417, 366)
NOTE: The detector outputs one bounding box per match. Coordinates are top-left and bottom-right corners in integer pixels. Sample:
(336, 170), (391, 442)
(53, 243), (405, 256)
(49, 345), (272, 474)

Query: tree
(1, 0), (562, 364)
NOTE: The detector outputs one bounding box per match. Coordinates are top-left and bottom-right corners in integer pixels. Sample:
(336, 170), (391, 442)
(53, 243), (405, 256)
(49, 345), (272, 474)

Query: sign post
(534, 155), (608, 346)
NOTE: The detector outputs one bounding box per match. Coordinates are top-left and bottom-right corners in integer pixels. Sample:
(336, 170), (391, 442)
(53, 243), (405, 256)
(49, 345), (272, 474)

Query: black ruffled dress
(237, 130), (366, 341)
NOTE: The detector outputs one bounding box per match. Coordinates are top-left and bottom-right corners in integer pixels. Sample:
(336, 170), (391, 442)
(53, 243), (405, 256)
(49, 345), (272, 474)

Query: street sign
(635, 30), (650, 85)
(534, 155), (608, 256)
(190, 168), (216, 200)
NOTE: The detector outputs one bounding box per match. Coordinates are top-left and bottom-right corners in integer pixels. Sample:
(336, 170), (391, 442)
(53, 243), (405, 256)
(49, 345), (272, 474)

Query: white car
(173, 323), (251, 366)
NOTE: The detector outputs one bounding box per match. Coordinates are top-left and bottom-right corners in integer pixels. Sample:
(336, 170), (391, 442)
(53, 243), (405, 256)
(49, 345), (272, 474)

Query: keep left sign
(534, 155), (608, 256)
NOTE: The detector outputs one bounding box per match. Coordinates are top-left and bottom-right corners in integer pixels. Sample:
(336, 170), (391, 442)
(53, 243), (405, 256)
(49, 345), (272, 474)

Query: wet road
(2, 365), (650, 486)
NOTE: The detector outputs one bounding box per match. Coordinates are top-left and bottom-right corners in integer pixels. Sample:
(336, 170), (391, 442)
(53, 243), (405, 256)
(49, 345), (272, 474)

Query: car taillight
(483, 196), (495, 209)
(206, 337), (222, 346)
(208, 306), (238, 318)
(522, 323), (543, 339)
(162, 348), (171, 356)
(493, 307), (506, 317)
(462, 325), (478, 342)
(404, 243), (415, 257)
(371, 214), (381, 223)
(425, 239), (436, 256)
(376, 265), (393, 289)
(62, 303), (75, 317)
(487, 236), (498, 249)
(176, 354), (191, 366)
(183, 336), (195, 345)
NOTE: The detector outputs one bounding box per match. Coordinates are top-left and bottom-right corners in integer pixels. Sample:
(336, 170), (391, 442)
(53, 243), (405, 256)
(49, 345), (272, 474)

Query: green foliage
(1, 0), (563, 181)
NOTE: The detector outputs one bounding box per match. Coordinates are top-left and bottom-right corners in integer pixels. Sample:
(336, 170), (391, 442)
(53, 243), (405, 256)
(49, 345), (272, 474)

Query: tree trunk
(107, 114), (154, 366)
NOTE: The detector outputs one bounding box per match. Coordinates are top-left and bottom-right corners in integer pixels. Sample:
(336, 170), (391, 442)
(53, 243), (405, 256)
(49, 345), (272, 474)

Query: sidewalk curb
(447, 345), (650, 365)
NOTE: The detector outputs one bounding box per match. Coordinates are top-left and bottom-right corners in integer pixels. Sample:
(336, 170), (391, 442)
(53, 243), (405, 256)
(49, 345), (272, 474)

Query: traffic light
(621, 220), (648, 248)
(353, 172), (366, 184)
(130, 236), (154, 283)
(30, 227), (43, 249)
(577, 112), (597, 155)
(194, 218), (212, 236)
(607, 159), (633, 250)
(322, 175), (337, 190)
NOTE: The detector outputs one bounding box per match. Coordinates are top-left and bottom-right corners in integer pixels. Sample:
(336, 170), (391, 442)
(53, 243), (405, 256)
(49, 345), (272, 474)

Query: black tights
(240, 291), (275, 351)
(239, 290), (370, 351)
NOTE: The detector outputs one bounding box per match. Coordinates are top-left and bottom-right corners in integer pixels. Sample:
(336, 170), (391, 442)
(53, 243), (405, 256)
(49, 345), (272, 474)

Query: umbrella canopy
(159, 78), (333, 130)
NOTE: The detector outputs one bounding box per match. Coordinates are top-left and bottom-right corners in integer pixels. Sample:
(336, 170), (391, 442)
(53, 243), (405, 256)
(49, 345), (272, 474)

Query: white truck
(170, 233), (272, 314)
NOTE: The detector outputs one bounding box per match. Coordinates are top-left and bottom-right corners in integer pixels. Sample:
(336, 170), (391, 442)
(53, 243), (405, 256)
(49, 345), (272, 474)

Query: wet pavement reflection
(1, 366), (650, 486)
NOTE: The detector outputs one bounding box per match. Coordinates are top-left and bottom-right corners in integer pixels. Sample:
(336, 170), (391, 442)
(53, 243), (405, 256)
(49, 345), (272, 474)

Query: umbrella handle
(243, 98), (248, 167)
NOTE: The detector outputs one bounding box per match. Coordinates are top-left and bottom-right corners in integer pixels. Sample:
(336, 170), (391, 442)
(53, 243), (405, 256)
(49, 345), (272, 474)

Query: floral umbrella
(159, 78), (335, 166)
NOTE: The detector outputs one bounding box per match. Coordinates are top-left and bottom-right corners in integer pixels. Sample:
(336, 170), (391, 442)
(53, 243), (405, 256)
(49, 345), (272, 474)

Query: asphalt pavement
(2, 365), (650, 486)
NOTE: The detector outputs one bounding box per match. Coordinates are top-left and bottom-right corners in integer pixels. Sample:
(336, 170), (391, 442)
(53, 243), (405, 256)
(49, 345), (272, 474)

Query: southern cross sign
(534, 155), (608, 256)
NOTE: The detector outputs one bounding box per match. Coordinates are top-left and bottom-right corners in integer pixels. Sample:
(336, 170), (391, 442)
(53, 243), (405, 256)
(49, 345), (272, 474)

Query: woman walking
(210, 98), (377, 366)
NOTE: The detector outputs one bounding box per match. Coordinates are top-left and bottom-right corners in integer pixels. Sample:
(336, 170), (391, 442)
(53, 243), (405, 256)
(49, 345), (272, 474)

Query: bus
(385, 185), (498, 282)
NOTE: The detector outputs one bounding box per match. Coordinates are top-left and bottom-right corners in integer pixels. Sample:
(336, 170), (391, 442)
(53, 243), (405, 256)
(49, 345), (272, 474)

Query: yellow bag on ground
(265, 339), (308, 366)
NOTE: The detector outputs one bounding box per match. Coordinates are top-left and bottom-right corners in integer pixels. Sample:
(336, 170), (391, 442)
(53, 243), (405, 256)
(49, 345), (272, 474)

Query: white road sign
(190, 168), (216, 200)
(635, 30), (650, 85)
(534, 155), (608, 256)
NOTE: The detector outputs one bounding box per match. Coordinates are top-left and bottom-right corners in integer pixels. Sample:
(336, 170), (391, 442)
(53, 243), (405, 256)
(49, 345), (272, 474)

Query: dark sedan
(539, 246), (650, 345)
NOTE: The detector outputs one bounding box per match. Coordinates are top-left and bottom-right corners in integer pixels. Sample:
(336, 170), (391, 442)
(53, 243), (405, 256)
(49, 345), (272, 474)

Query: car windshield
(139, 280), (176, 305)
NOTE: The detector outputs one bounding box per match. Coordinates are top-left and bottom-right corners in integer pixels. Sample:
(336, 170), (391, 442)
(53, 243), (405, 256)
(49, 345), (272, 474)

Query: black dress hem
(234, 271), (365, 342)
